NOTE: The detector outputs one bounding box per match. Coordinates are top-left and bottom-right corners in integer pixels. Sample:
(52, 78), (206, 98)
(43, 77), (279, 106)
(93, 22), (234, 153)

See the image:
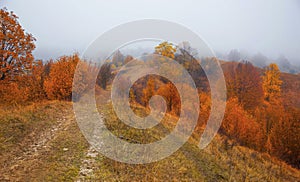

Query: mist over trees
(221, 49), (300, 74)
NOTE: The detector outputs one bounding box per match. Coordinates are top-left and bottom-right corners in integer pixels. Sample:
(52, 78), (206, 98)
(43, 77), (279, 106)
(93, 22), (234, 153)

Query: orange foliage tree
(269, 107), (300, 168)
(222, 98), (264, 150)
(44, 54), (79, 100)
(226, 61), (263, 111)
(157, 82), (180, 115)
(0, 8), (35, 80)
(13, 61), (45, 102)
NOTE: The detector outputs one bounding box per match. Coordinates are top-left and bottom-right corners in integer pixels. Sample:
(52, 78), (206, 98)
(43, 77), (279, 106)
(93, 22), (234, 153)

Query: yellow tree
(262, 63), (283, 151)
(262, 63), (282, 102)
(155, 41), (176, 59)
(0, 8), (36, 80)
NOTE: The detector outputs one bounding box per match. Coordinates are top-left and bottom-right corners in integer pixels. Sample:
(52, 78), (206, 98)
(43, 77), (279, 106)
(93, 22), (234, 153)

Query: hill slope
(0, 101), (299, 181)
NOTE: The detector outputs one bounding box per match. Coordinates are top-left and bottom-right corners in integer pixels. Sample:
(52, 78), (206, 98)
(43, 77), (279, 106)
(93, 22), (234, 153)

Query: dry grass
(0, 101), (88, 181)
(0, 100), (299, 181)
(91, 102), (300, 181)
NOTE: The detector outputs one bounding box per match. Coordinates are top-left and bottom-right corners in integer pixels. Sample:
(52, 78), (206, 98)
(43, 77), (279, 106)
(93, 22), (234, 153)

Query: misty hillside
(221, 61), (300, 108)
(217, 50), (300, 74)
(1, 5), (300, 181)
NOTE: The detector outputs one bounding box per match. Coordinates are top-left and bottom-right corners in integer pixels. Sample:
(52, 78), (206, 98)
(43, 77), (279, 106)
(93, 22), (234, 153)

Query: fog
(1, 0), (300, 65)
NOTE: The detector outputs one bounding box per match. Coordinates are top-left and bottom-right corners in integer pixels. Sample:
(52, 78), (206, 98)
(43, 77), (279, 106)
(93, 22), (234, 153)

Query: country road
(0, 102), (95, 181)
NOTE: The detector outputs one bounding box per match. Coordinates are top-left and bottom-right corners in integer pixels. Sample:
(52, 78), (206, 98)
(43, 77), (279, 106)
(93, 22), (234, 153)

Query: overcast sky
(1, 0), (300, 64)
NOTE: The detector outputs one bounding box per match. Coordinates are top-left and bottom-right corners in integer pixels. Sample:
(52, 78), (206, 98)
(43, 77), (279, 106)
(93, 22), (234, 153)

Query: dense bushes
(0, 81), (28, 104)
(222, 98), (264, 150)
(0, 54), (93, 105)
(44, 55), (78, 100)
(268, 107), (300, 168)
(222, 61), (300, 168)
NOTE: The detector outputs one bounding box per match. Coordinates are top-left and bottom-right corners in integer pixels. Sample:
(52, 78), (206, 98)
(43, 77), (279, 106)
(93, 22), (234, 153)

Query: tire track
(1, 109), (73, 181)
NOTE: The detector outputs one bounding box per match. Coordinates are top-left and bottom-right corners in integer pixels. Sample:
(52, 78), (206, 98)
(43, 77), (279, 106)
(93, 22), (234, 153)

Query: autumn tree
(0, 60), (47, 104)
(0, 8), (36, 80)
(129, 87), (136, 104)
(96, 62), (111, 90)
(226, 61), (263, 111)
(175, 53), (208, 92)
(142, 75), (156, 107)
(23, 60), (47, 101)
(222, 98), (264, 150)
(72, 60), (93, 101)
(44, 54), (79, 100)
(157, 82), (180, 115)
(262, 63), (282, 102)
(155, 41), (176, 59)
(112, 50), (124, 67)
(269, 108), (300, 168)
(178, 41), (198, 63)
